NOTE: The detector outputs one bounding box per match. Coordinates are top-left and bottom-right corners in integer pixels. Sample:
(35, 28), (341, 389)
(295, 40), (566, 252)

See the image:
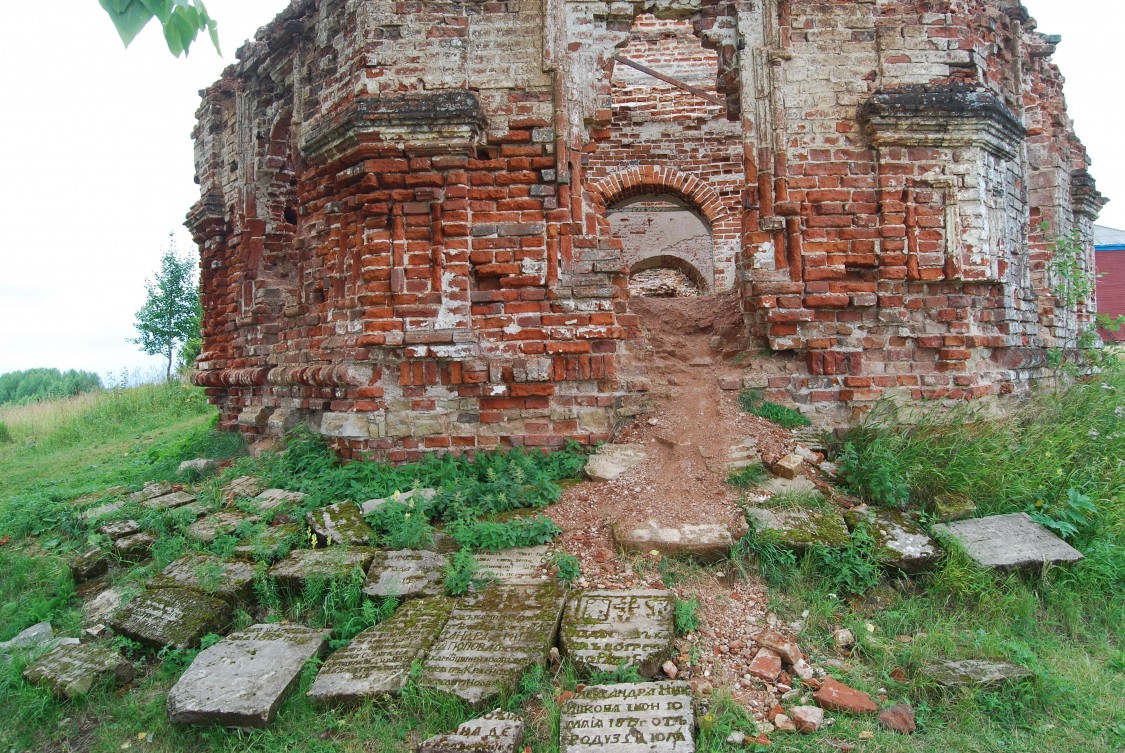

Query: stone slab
(745, 506), (850, 550)
(187, 511), (256, 544)
(166, 623), (328, 728)
(126, 482), (172, 504)
(70, 547), (109, 583)
(307, 596), (454, 704)
(307, 502), (374, 547)
(23, 643), (135, 699)
(98, 519), (140, 539)
(360, 487), (437, 516)
(143, 491), (197, 511)
(844, 507), (940, 572)
(178, 459), (220, 476)
(84, 586), (129, 626)
(232, 524), (303, 562)
(0, 622), (79, 661)
(269, 546), (377, 593)
(585, 444), (648, 482)
(474, 546), (551, 585)
(223, 475), (265, 502)
(110, 588), (232, 649)
(931, 513), (1084, 570)
(364, 550), (447, 599)
(561, 590), (676, 677)
(148, 553), (256, 605)
(80, 500), (125, 521)
(420, 583), (567, 708)
(113, 531), (157, 561)
(249, 488), (308, 513)
(613, 521), (733, 563)
(560, 682), (695, 753)
(417, 710), (525, 753)
(922, 659), (1033, 688)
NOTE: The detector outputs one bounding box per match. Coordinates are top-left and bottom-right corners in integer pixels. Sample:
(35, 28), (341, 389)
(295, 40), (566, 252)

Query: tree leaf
(100, 0), (154, 47)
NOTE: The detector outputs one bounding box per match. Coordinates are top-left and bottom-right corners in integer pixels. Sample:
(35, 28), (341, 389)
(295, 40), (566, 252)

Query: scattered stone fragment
(754, 630), (802, 665)
(762, 474), (819, 496)
(148, 553), (256, 605)
(932, 493), (977, 522)
(747, 648), (782, 682)
(166, 623), (328, 728)
(84, 587), (128, 625)
(359, 487), (437, 516)
(878, 703), (916, 734)
(178, 459), (220, 476)
(584, 444), (648, 482)
(127, 482), (172, 504)
(922, 659), (1032, 688)
(745, 506), (850, 550)
(113, 531), (157, 561)
(421, 584), (566, 707)
(110, 588), (232, 649)
(232, 524), (303, 561)
(309, 597), (453, 705)
(248, 488), (308, 513)
(931, 513), (1084, 570)
(417, 710), (525, 753)
(771, 453), (804, 480)
(23, 643), (135, 699)
(725, 731), (745, 746)
(662, 660), (678, 680)
(143, 491), (197, 511)
(560, 682), (694, 753)
(474, 546), (551, 585)
(612, 520), (733, 563)
(98, 519), (140, 539)
(223, 475), (264, 502)
(792, 658), (814, 681)
(844, 507), (940, 572)
(791, 705), (825, 733)
(70, 547), (109, 583)
(269, 546), (377, 593)
(187, 511), (255, 544)
(0, 623), (79, 661)
(814, 678), (878, 715)
(306, 502), (374, 547)
(833, 628), (855, 650)
(560, 589), (675, 677)
(363, 550), (447, 599)
(773, 714), (796, 732)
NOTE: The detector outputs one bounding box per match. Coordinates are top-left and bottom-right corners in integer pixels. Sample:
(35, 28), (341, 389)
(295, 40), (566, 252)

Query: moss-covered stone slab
(613, 521), (733, 563)
(113, 531), (157, 561)
(70, 547), (109, 583)
(187, 511), (256, 544)
(166, 624), (328, 728)
(223, 476), (265, 503)
(932, 513), (1084, 570)
(922, 659), (1033, 688)
(23, 643), (135, 699)
(127, 482), (172, 504)
(232, 524), (303, 562)
(268, 546), (377, 593)
(560, 682), (695, 753)
(98, 519), (140, 539)
(110, 588), (232, 649)
(307, 502), (374, 547)
(363, 550), (447, 599)
(248, 488), (308, 513)
(83, 586), (129, 626)
(148, 553), (256, 605)
(745, 506), (849, 550)
(308, 597), (454, 705)
(474, 546), (551, 585)
(420, 583), (566, 708)
(560, 590), (676, 678)
(143, 491), (197, 511)
(844, 507), (940, 572)
(932, 493), (977, 522)
(417, 710), (525, 753)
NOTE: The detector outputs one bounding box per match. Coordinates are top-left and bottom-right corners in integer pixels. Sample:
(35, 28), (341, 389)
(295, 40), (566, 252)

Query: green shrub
(836, 439), (911, 507)
(445, 549), (485, 596)
(552, 553), (582, 583)
(0, 421), (11, 444)
(674, 598), (701, 635)
(446, 515), (561, 551)
(806, 524), (882, 596)
(738, 389), (811, 429)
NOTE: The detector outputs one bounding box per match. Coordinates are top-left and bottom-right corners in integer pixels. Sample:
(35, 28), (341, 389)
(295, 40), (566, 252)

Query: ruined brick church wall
(190, 0), (1105, 453)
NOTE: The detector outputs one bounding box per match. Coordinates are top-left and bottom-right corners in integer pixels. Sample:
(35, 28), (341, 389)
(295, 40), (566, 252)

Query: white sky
(0, 1), (1121, 380)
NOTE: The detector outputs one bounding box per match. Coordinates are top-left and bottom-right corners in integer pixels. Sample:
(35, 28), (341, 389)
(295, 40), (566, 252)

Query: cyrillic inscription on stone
(110, 588), (232, 649)
(308, 597), (454, 704)
(166, 624), (328, 728)
(473, 545), (551, 585)
(560, 682), (695, 753)
(561, 590), (676, 677)
(420, 583), (566, 707)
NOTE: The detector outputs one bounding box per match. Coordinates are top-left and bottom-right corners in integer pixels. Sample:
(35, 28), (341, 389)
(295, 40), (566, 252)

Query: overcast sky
(0, 1), (1120, 380)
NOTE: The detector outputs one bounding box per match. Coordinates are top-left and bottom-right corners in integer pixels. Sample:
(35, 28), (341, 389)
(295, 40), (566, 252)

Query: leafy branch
(99, 0), (220, 57)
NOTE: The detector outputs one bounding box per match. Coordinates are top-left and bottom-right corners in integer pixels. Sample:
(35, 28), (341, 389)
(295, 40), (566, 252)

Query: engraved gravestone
(148, 553), (256, 605)
(560, 682), (695, 753)
(420, 583), (566, 707)
(23, 643), (136, 699)
(166, 624), (328, 728)
(417, 710), (525, 753)
(269, 546), (377, 592)
(473, 546), (551, 585)
(363, 550), (447, 599)
(560, 590), (676, 677)
(308, 597), (454, 705)
(307, 502), (374, 546)
(110, 588), (232, 649)
(932, 513), (1084, 570)
(143, 491), (197, 511)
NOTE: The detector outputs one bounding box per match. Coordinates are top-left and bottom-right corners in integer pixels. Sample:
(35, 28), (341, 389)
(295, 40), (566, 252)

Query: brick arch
(589, 165), (741, 291)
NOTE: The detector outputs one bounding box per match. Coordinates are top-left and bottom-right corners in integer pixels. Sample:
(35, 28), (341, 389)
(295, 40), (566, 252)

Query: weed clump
(674, 597), (701, 635)
(738, 388), (811, 429)
(725, 461), (768, 488)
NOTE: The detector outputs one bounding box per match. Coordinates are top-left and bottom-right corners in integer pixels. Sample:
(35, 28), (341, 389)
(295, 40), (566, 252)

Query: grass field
(0, 371), (1123, 752)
